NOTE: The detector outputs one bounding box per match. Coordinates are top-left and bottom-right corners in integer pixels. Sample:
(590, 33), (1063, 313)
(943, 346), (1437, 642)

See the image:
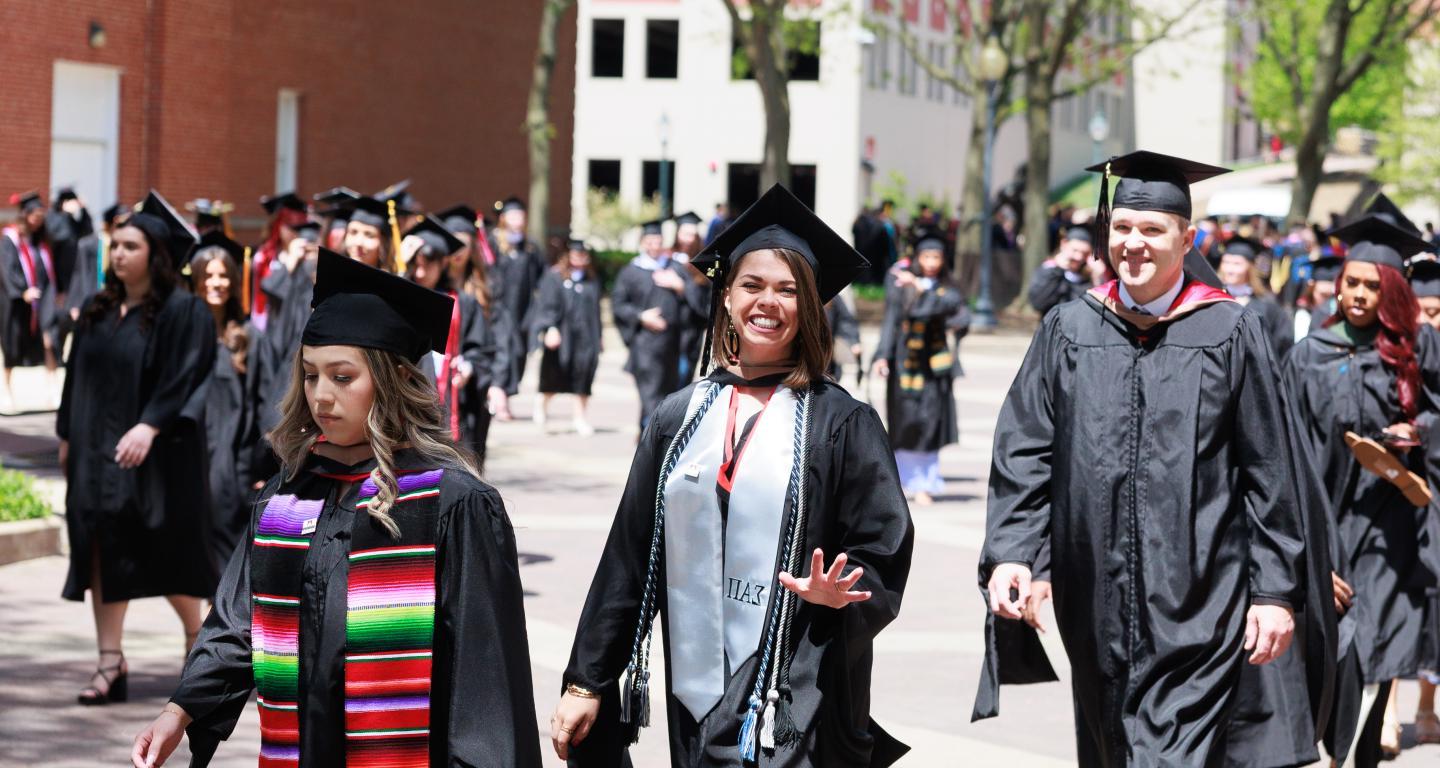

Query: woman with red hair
(251, 192), (308, 331)
(1282, 215), (1440, 768)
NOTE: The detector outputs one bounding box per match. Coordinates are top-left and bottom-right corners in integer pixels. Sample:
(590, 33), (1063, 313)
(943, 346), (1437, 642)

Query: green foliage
(0, 465), (50, 523)
(851, 283), (887, 303)
(731, 18), (822, 80)
(1376, 45), (1440, 211)
(592, 249), (639, 292)
(1248, 0), (1408, 143)
(869, 170), (953, 218)
(584, 189), (661, 251)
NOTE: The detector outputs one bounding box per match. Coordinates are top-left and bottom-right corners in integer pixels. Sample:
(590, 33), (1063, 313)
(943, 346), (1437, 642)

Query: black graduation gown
(564, 375), (915, 768)
(458, 298), (514, 471)
(417, 292), (493, 449)
(57, 289), (218, 602)
(1239, 295), (1294, 363)
(171, 449), (542, 768)
(873, 281), (961, 453)
(64, 232), (106, 331)
(977, 285), (1308, 767)
(1026, 264), (1087, 317)
(491, 239), (547, 392)
(251, 258), (315, 478)
(0, 231), (56, 367)
(183, 339), (259, 573)
(825, 299), (861, 383)
(611, 259), (706, 426)
(534, 269), (603, 396)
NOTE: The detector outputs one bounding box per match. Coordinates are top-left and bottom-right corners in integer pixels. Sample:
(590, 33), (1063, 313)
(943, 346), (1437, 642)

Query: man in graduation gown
(1026, 225), (1095, 317)
(611, 220), (706, 429)
(977, 151), (1326, 767)
(490, 196), (548, 393)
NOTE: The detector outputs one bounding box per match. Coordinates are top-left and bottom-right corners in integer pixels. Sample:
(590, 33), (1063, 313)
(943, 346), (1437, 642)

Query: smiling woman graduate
(132, 249), (541, 768)
(552, 185), (914, 768)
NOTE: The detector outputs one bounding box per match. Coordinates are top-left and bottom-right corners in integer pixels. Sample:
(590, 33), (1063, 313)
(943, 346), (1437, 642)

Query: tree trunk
(526, 0), (573, 244)
(1014, 80), (1055, 314)
(957, 106), (989, 295)
(1287, 120), (1328, 227)
(1285, 0), (1348, 227)
(748, 4), (792, 189)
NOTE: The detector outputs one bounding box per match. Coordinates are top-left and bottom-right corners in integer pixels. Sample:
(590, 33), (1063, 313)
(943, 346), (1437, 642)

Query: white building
(568, 0), (1134, 245)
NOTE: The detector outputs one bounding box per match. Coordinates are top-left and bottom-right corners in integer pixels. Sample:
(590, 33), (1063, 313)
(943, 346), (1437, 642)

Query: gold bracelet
(565, 683), (599, 700)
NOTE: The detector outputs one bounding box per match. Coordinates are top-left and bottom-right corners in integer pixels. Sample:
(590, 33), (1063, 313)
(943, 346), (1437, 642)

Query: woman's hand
(131, 704), (191, 767)
(544, 327), (563, 351)
(115, 424), (159, 469)
(778, 549), (872, 609)
(872, 359), (890, 379)
(1383, 422), (1418, 451)
(550, 692), (601, 760)
(1332, 571), (1354, 615)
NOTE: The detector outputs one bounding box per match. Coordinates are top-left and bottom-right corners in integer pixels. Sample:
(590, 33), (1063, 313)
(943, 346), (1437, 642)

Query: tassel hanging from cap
(698, 262), (725, 377)
(241, 246), (252, 314)
(388, 199), (404, 273)
(1094, 160), (1113, 274)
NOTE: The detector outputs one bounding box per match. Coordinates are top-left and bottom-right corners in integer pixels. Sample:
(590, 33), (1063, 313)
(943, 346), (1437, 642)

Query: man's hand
(987, 563), (1032, 620)
(1332, 571), (1354, 615)
(1023, 580), (1052, 633)
(23, 286), (41, 303)
(872, 359), (890, 379)
(488, 386), (512, 421)
(639, 307), (668, 333)
(1244, 603), (1295, 665)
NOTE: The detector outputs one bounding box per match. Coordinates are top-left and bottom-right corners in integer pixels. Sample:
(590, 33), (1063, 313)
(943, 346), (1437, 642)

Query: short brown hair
(710, 247), (832, 391)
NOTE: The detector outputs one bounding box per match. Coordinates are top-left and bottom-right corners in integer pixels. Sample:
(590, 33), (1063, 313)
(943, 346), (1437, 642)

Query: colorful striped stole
(344, 469), (444, 768)
(250, 492), (326, 768)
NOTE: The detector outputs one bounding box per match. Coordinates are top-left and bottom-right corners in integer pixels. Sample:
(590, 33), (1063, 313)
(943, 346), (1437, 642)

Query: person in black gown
(66, 202), (123, 339)
(185, 232), (260, 573)
(46, 187), (94, 353)
(1217, 235), (1295, 361)
(534, 237), (603, 436)
(1283, 215), (1440, 767)
(58, 191), (216, 705)
(2, 190), (60, 408)
(490, 195), (548, 393)
(612, 219), (707, 430)
(1407, 257), (1440, 746)
(870, 238), (962, 506)
(439, 203), (515, 437)
(552, 184), (914, 768)
(978, 152), (1324, 766)
(251, 218), (321, 483)
(1026, 225), (1094, 316)
(131, 248), (540, 768)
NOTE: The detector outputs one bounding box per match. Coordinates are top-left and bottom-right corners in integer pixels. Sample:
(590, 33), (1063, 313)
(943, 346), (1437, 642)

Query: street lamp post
(658, 112), (672, 220)
(973, 37), (1008, 330)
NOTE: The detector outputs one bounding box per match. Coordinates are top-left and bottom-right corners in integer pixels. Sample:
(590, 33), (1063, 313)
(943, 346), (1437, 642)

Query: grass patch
(0, 465), (52, 522)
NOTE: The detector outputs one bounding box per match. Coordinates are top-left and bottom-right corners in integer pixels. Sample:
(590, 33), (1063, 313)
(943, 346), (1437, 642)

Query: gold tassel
(241, 245), (252, 313)
(388, 199), (403, 273)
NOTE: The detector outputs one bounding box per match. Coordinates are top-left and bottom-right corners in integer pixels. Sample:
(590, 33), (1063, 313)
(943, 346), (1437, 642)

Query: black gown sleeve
(0, 237), (27, 298)
(1026, 266), (1069, 316)
(828, 299), (860, 347)
(433, 486), (543, 768)
(907, 283), (963, 319)
(484, 304), (515, 392)
(611, 267), (641, 348)
(141, 295), (217, 432)
(532, 272), (563, 337)
(871, 285), (904, 367)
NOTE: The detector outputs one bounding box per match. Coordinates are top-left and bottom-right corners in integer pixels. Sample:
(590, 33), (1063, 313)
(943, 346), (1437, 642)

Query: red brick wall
(0, 0), (576, 242)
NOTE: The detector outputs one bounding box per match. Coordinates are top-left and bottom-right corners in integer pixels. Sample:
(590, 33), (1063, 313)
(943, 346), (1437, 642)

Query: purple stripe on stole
(259, 744), (301, 760)
(255, 494), (324, 537)
(345, 695), (431, 713)
(357, 469), (444, 499)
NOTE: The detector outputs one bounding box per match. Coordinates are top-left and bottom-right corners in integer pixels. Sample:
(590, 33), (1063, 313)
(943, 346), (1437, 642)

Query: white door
(50, 61), (120, 214)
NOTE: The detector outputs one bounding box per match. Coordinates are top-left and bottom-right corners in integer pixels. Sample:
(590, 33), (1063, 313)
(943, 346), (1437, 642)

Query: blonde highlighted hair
(267, 346), (480, 537)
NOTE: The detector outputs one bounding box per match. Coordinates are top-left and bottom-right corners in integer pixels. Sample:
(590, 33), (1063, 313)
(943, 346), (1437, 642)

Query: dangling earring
(724, 317), (742, 365)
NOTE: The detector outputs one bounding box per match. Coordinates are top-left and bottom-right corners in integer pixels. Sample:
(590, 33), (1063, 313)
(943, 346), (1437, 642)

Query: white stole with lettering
(664, 383), (798, 720)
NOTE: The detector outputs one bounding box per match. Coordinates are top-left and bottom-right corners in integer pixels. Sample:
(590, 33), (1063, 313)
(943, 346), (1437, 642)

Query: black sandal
(78, 649), (127, 705)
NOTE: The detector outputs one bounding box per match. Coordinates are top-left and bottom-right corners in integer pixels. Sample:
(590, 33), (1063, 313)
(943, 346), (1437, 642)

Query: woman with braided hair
(131, 249), (540, 767)
(552, 184), (915, 767)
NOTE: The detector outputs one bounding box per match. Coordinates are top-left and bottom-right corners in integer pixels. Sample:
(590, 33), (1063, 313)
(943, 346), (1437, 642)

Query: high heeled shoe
(77, 649), (127, 706)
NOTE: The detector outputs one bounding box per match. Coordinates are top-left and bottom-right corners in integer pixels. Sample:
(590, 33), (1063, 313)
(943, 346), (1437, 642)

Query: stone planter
(0, 515), (64, 567)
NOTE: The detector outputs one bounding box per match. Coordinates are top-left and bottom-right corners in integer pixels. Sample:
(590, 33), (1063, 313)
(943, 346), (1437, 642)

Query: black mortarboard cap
(1410, 259), (1440, 298)
(1327, 214), (1431, 273)
(1221, 235), (1268, 262)
(11, 191), (43, 213)
(696, 183), (869, 305)
(293, 220), (321, 243)
(55, 187), (79, 204)
(1309, 255), (1344, 282)
(260, 192), (306, 215)
(496, 196), (526, 214)
(138, 190), (199, 268)
(1364, 192), (1422, 238)
(674, 211), (703, 226)
(374, 179), (418, 210)
(196, 230), (245, 263)
(404, 215), (464, 259)
(304, 248), (455, 362)
(313, 186), (361, 207)
(436, 204), (478, 236)
(186, 198), (234, 228)
(567, 236), (589, 251)
(915, 237), (946, 254)
(1062, 225), (1092, 244)
(102, 203), (125, 226)
(640, 219), (665, 236)
(347, 195), (407, 233)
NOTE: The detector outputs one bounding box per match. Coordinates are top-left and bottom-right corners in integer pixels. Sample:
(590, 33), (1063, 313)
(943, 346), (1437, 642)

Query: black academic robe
(182, 339), (259, 574)
(417, 291), (496, 454)
(0, 230), (56, 367)
(251, 258), (315, 478)
(977, 282), (1309, 767)
(1238, 294), (1294, 363)
(825, 299), (861, 383)
(873, 280), (962, 453)
(459, 298), (514, 471)
(611, 258), (706, 427)
(490, 238), (547, 392)
(564, 373), (915, 768)
(171, 449), (542, 768)
(1026, 264), (1088, 317)
(534, 269), (603, 396)
(58, 289), (218, 602)
(65, 232), (106, 329)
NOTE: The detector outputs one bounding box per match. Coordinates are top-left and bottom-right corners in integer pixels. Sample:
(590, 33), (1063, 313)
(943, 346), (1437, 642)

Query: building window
(592, 19), (625, 78)
(897, 42), (918, 96)
(275, 89), (299, 193)
(876, 28), (891, 90)
(727, 163), (816, 212)
(646, 19), (679, 79)
(588, 159), (621, 195)
(732, 20), (820, 82)
(642, 160), (676, 201)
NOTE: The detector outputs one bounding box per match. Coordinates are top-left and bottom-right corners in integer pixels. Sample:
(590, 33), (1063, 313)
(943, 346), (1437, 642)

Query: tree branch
(1335, 0), (1438, 93)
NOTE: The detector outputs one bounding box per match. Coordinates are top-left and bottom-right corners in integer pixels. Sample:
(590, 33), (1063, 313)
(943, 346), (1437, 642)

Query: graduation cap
(1308, 255), (1344, 282)
(293, 220), (322, 243)
(185, 198), (234, 228)
(347, 195), (404, 233)
(1410, 259), (1440, 298)
(567, 236), (589, 251)
(1062, 225), (1092, 244)
(374, 179), (419, 211)
(1221, 235), (1268, 262)
(1364, 192), (1422, 238)
(639, 219), (665, 236)
(436, 204), (479, 236)
(9, 191), (43, 213)
(303, 248), (455, 363)
(403, 215), (465, 260)
(195, 230), (246, 263)
(674, 211), (703, 227)
(1086, 150), (1232, 290)
(1326, 214), (1432, 273)
(915, 237), (946, 254)
(55, 186), (79, 204)
(101, 203), (126, 226)
(313, 186), (360, 207)
(495, 195), (526, 214)
(136, 190), (200, 268)
(260, 192), (306, 215)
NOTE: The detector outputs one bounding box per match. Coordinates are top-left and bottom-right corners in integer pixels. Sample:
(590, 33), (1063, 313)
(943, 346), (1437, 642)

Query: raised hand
(778, 549), (872, 609)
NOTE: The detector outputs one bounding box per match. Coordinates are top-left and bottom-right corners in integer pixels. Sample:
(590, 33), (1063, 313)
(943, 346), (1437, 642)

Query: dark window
(588, 159), (622, 194)
(592, 19), (625, 78)
(646, 19), (680, 79)
(731, 20), (821, 81)
(642, 160), (676, 201)
(727, 163), (816, 212)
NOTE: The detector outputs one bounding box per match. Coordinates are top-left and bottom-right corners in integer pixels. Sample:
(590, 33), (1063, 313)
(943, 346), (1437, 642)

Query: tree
(1376, 42), (1440, 212)
(525, 0), (577, 244)
(881, 0), (1200, 309)
(1248, 0), (1436, 226)
(722, 0), (819, 189)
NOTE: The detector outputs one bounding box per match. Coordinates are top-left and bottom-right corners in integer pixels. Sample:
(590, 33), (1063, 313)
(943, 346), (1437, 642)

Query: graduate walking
(553, 185), (914, 767)
(490, 196), (548, 393)
(131, 249), (541, 767)
(2, 190), (60, 408)
(533, 237), (603, 436)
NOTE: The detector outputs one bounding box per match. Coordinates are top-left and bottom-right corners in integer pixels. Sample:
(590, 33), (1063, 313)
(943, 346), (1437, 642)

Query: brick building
(0, 0), (577, 240)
